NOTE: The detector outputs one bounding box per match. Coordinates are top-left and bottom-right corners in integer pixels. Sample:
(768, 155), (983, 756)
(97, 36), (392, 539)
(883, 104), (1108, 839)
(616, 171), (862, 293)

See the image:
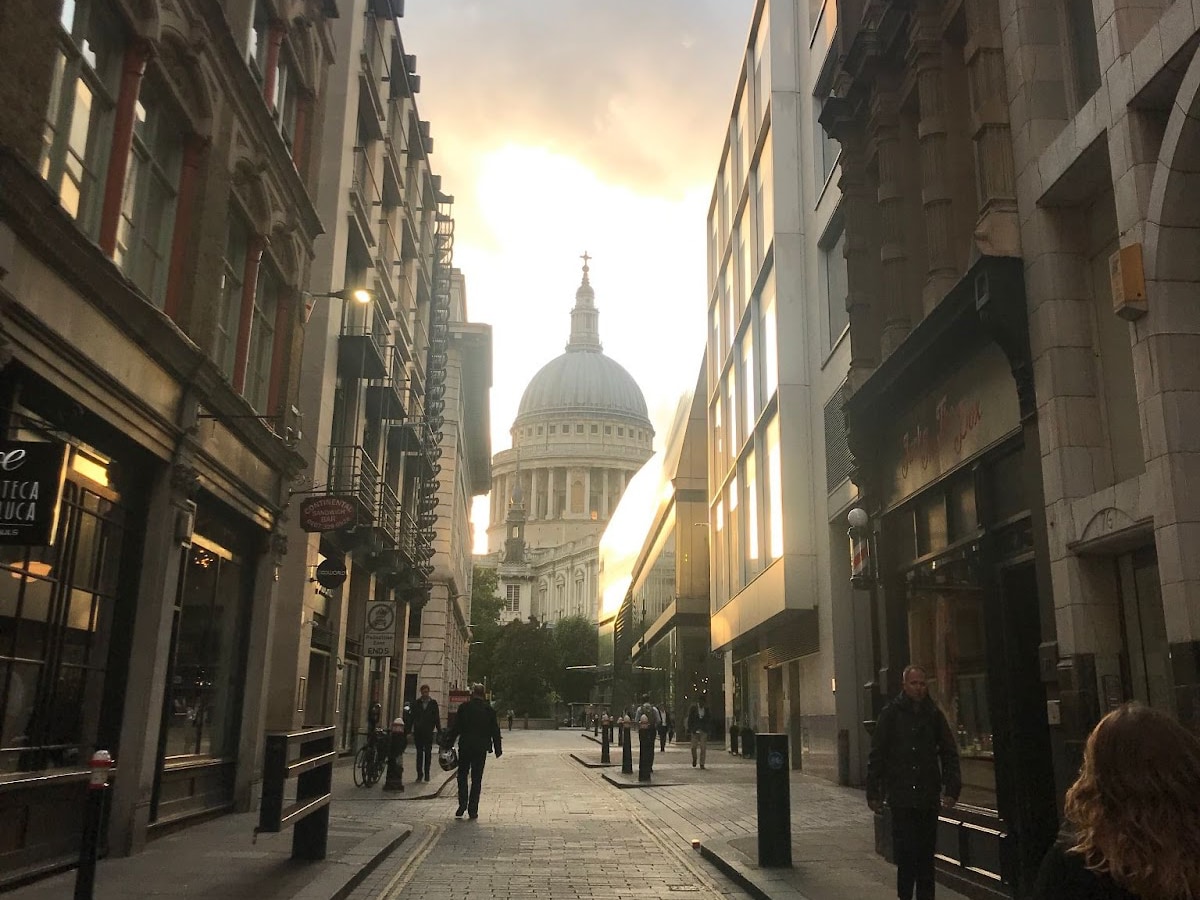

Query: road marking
(373, 823), (443, 900)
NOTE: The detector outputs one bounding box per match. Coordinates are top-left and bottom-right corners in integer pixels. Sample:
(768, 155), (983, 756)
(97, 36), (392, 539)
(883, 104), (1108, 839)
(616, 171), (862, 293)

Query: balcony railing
(365, 345), (408, 422)
(338, 305), (389, 379)
(327, 445), (380, 524)
(376, 483), (400, 547)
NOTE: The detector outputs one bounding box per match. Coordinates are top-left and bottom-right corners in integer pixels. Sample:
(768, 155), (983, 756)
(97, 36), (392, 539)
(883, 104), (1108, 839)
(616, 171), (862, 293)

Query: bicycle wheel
(354, 745), (371, 787)
(369, 750), (386, 786)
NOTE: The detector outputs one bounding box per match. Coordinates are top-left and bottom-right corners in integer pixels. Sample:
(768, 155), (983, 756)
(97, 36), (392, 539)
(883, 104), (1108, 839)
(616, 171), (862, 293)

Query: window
(1062, 0), (1100, 111)
(711, 395), (724, 478)
(548, 425), (556, 434)
(727, 475), (741, 594)
(737, 99), (752, 190)
(216, 215), (250, 380)
(617, 427), (624, 437)
(504, 584), (520, 613)
(276, 56), (301, 149)
(725, 367), (739, 459)
(244, 262), (279, 412)
(248, 0), (270, 81)
(759, 273), (778, 402)
(591, 424), (598, 434)
(604, 426), (611, 435)
(576, 424), (584, 434)
(163, 533), (252, 759)
(815, 99), (840, 185)
(40, 0), (122, 237)
(115, 82), (182, 307)
(0, 459), (126, 773)
(753, 138), (771, 270)
(752, 22), (770, 127)
(742, 331), (756, 437)
(408, 602), (423, 638)
(823, 225), (849, 346)
(744, 452), (760, 578)
(765, 416), (783, 559)
(537, 426), (543, 435)
(737, 219), (752, 314)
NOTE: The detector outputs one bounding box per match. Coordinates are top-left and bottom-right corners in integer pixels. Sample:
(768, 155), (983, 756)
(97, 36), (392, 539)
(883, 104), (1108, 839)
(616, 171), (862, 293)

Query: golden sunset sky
(401, 1), (755, 552)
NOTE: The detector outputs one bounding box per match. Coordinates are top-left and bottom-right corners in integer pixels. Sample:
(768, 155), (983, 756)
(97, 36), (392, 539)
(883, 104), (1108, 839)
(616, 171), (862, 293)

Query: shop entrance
(1117, 546), (1172, 712)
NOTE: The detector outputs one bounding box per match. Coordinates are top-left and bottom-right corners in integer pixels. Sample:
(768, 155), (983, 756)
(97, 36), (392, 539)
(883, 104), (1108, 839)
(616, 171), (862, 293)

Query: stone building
(0, 0), (338, 881)
(703, 0), (861, 787)
(481, 261), (654, 626)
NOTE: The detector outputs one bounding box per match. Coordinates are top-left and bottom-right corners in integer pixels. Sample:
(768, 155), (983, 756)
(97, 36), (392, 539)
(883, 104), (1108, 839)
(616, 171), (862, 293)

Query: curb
(569, 752), (617, 769)
(697, 838), (810, 900)
(291, 824), (412, 900)
(600, 772), (683, 789)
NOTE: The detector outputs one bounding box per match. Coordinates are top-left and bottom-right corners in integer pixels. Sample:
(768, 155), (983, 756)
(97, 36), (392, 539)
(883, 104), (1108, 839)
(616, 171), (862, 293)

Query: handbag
(438, 746), (458, 771)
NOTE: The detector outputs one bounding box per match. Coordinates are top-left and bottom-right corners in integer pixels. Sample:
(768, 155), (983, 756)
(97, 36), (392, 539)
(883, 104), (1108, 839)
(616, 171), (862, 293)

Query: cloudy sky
(400, 1), (755, 551)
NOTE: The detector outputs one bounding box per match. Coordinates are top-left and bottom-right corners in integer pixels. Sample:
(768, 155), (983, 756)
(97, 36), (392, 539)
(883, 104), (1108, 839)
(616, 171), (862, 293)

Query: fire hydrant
(384, 717), (407, 791)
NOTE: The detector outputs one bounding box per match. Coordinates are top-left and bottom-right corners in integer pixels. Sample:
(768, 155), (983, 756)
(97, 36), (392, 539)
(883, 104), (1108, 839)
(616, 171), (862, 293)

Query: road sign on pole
(364, 601), (397, 657)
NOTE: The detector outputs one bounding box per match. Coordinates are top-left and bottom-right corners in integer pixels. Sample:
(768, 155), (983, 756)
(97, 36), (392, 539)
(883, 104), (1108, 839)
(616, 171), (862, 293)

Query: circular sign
(299, 496), (357, 532)
(315, 557), (347, 589)
(768, 750), (785, 771)
(367, 602), (395, 632)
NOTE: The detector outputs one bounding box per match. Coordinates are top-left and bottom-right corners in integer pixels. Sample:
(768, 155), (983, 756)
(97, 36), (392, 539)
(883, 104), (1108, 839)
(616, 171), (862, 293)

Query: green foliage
(467, 567), (502, 686)
(552, 615), (597, 703)
(488, 617), (557, 716)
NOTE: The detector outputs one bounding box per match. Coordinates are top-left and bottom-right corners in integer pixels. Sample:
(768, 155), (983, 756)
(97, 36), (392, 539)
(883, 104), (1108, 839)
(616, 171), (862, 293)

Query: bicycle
(353, 728), (387, 787)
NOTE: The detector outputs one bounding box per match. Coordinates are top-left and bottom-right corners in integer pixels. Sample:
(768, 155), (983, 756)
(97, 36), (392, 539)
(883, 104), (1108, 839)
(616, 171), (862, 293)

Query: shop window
(115, 82), (182, 307)
(949, 475), (978, 541)
(40, 0), (122, 238)
(916, 494), (948, 557)
(0, 469), (124, 773)
(906, 562), (996, 810)
(162, 534), (252, 759)
(988, 452), (1027, 524)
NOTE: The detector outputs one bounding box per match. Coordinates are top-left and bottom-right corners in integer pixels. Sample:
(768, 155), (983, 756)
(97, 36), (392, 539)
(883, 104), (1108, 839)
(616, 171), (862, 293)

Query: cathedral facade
(482, 260), (653, 624)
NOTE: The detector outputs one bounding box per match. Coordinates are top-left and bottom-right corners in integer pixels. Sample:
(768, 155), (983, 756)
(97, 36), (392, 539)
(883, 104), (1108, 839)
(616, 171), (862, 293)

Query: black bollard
(730, 724), (740, 755)
(637, 724), (654, 782)
(75, 750), (113, 900)
(383, 718), (406, 791)
(601, 722), (611, 764)
(621, 724), (633, 775)
(593, 717), (599, 737)
(755, 733), (792, 867)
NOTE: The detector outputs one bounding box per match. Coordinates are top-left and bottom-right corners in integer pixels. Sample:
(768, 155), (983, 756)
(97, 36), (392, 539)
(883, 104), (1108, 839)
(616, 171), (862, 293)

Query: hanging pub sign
(299, 495), (357, 532)
(0, 440), (69, 546)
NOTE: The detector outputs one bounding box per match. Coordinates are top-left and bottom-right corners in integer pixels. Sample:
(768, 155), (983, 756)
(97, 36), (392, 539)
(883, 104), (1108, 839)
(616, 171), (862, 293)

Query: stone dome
(513, 256), (650, 427)
(516, 350), (649, 423)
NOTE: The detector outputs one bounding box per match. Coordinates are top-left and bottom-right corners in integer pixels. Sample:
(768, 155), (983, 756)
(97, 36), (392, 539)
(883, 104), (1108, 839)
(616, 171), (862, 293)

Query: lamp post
(847, 507), (883, 732)
(302, 286), (375, 323)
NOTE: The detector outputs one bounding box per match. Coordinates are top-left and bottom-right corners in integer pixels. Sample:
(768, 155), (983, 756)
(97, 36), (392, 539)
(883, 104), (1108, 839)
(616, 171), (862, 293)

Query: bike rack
(255, 725), (336, 860)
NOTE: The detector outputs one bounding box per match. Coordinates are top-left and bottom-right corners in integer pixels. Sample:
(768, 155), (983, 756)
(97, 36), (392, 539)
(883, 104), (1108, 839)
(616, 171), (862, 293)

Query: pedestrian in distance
(443, 683), (502, 820)
(507, 708), (514, 731)
(657, 704), (669, 752)
(867, 665), (961, 900)
(686, 695), (714, 769)
(666, 708), (675, 744)
(1030, 703), (1200, 900)
(410, 684), (440, 783)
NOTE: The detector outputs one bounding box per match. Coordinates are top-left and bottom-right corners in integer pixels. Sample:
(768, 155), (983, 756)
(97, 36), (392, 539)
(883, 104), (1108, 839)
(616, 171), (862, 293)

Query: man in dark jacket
(686, 696), (714, 768)
(867, 665), (961, 900)
(443, 683), (502, 819)
(410, 684), (440, 783)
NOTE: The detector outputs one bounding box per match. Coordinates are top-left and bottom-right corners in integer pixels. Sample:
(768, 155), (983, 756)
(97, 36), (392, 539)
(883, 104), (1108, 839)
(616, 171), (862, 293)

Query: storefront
(846, 259), (1059, 898)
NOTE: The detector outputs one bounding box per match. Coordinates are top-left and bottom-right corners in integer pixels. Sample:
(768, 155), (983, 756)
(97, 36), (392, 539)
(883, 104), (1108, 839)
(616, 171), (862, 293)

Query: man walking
(410, 684), (440, 783)
(867, 665), (961, 900)
(443, 683), (502, 819)
(634, 693), (661, 777)
(686, 695), (713, 769)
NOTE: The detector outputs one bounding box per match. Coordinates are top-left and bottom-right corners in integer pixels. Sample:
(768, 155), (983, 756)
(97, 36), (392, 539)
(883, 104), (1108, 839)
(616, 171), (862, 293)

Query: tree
(467, 567), (502, 687)
(552, 615), (598, 705)
(488, 617), (557, 716)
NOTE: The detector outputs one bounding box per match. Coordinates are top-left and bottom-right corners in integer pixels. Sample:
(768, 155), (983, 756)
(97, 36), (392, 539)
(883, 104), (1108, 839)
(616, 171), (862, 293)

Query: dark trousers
(658, 726), (668, 751)
(414, 736), (433, 779)
(638, 730), (656, 777)
(456, 751), (487, 815)
(891, 806), (939, 900)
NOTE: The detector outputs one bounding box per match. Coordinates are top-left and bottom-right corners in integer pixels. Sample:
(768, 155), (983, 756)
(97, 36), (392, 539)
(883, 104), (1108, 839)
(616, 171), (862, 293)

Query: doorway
(1117, 546), (1172, 712)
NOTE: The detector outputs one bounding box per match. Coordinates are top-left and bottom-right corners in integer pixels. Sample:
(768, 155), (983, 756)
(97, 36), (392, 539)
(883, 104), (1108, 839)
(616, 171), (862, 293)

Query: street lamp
(302, 287), (375, 323)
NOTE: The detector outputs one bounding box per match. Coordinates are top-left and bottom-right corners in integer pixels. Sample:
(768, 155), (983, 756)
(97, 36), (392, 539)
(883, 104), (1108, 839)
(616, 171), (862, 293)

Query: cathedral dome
(513, 256), (650, 427)
(516, 350), (649, 423)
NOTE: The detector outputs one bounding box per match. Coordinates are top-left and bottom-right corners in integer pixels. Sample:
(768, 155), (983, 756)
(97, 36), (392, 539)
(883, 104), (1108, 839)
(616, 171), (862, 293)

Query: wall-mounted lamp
(847, 507), (873, 588)
(302, 287), (376, 323)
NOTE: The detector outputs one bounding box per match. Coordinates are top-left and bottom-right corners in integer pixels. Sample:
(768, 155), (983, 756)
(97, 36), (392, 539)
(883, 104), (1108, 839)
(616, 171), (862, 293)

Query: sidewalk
(6, 760), (454, 900)
(574, 731), (973, 900)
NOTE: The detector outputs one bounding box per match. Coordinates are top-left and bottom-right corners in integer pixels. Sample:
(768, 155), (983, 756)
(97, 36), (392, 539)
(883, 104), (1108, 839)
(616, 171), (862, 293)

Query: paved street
(10, 728), (972, 900)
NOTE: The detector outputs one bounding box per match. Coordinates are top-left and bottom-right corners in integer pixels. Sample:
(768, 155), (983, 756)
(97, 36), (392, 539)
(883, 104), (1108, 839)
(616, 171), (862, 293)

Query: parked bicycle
(353, 728), (387, 787)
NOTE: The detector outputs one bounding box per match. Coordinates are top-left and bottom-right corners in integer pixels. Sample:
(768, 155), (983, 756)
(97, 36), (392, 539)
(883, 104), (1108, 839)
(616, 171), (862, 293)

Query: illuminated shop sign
(0, 441), (69, 546)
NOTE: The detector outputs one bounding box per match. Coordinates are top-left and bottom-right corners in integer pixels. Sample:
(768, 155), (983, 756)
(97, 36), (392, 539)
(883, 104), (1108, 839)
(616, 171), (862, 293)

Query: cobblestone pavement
(345, 729), (749, 900)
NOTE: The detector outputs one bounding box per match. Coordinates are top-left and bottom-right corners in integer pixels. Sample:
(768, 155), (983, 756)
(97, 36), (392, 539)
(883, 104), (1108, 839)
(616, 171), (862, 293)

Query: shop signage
(315, 557), (347, 589)
(0, 441), (69, 547)
(883, 345), (1020, 507)
(299, 495), (356, 532)
(363, 600), (396, 657)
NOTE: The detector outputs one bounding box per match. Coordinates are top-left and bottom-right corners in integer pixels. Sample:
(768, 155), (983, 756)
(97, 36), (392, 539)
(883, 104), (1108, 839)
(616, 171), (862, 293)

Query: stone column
(964, 0), (1019, 257)
(584, 468), (592, 517)
(909, 18), (960, 312)
(602, 469), (610, 518)
(871, 88), (912, 357)
(529, 466), (539, 519)
(837, 122), (883, 388)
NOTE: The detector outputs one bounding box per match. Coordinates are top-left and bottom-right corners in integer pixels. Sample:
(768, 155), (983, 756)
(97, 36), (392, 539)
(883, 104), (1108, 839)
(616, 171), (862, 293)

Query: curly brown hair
(1063, 704), (1200, 898)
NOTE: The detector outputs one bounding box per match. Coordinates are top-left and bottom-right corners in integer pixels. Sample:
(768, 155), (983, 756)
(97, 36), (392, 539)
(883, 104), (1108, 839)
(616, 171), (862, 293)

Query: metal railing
(327, 445), (380, 516)
(377, 483), (400, 545)
(256, 726), (336, 860)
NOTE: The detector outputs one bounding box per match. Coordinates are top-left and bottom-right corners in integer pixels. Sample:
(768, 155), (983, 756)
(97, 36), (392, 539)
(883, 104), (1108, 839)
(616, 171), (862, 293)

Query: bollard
(383, 718), (406, 791)
(755, 733), (792, 867)
(637, 717), (654, 782)
(593, 716), (599, 737)
(620, 717), (633, 775)
(600, 719), (611, 764)
(75, 749), (113, 900)
(730, 724), (740, 755)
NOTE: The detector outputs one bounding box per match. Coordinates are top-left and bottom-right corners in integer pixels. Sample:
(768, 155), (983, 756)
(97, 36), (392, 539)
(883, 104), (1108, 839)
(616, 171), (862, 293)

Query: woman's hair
(1064, 704), (1200, 898)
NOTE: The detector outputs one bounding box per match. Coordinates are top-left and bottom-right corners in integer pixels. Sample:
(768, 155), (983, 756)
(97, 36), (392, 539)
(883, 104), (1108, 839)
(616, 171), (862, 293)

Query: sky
(400, 1), (755, 552)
